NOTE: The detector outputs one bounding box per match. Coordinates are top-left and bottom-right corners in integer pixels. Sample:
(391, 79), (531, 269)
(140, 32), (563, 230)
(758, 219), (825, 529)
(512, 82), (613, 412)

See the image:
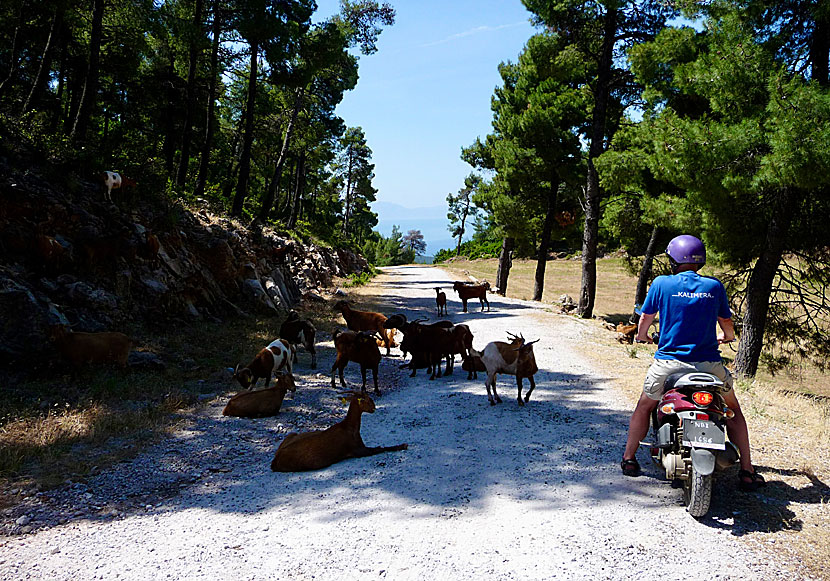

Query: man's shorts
(643, 358), (734, 401)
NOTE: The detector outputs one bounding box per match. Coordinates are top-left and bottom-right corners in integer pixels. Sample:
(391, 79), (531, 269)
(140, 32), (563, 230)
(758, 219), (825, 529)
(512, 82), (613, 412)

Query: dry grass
(440, 257), (830, 579)
(0, 305), (335, 504)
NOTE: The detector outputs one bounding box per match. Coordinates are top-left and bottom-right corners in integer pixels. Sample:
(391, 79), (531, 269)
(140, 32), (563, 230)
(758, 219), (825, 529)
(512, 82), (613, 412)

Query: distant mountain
(372, 201), (466, 256)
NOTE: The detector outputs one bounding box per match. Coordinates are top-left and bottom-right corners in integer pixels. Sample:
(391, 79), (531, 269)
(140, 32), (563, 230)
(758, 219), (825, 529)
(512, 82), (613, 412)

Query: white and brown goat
(232, 338), (294, 390)
(471, 332), (539, 406)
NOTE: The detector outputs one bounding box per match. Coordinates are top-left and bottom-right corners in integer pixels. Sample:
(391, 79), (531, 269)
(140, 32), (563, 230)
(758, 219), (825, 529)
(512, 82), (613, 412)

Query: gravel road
(0, 265), (794, 580)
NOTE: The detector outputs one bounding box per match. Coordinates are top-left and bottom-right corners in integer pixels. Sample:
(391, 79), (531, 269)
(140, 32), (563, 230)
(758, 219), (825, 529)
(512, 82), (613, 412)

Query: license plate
(682, 419), (726, 450)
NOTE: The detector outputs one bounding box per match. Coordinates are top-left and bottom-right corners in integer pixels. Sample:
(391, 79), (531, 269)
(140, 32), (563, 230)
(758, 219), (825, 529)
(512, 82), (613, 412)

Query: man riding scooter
(621, 234), (765, 492)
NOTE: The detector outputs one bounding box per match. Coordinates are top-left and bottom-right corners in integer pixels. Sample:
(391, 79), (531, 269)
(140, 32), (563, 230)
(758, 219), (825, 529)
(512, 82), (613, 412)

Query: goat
(35, 233), (68, 271)
(435, 287), (447, 316)
(232, 338), (294, 390)
(270, 391), (407, 472)
(49, 325), (132, 368)
(615, 323), (637, 344)
(222, 372), (296, 418)
(452, 281), (490, 313)
(331, 329), (382, 394)
(333, 300), (393, 355)
(384, 314), (470, 380)
(279, 310), (317, 368)
(144, 232), (160, 266)
(472, 332), (539, 406)
(461, 352), (486, 380)
(99, 171), (136, 204)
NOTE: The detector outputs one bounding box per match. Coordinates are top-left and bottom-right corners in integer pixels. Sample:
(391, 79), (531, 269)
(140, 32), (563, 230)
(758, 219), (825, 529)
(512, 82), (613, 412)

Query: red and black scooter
(641, 366), (740, 518)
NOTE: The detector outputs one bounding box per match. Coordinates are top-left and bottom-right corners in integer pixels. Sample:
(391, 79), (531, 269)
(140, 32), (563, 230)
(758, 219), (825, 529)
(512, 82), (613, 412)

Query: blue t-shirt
(641, 271), (732, 362)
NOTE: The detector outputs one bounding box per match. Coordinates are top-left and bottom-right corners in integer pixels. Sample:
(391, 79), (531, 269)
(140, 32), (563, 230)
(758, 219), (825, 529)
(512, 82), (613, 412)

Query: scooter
(641, 370), (740, 517)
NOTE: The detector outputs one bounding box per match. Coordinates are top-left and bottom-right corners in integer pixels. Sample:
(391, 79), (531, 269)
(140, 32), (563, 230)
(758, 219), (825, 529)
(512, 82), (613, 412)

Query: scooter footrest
(639, 441), (671, 449)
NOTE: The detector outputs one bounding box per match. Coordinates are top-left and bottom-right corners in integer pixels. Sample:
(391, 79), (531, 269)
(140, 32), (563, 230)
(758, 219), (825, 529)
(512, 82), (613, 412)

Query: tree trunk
(161, 50), (178, 174)
(194, 0), (222, 198)
(495, 236), (515, 296)
(0, 0), (25, 99)
(231, 37), (259, 217)
(256, 86), (304, 224)
(287, 152), (305, 229)
(176, 0), (205, 188)
(632, 225), (660, 321)
(533, 183), (558, 301)
(811, 8), (829, 87)
(70, 0), (105, 143)
(578, 6), (617, 319)
(734, 188), (797, 377)
(52, 31), (68, 131)
(23, 3), (64, 113)
(342, 151), (354, 235)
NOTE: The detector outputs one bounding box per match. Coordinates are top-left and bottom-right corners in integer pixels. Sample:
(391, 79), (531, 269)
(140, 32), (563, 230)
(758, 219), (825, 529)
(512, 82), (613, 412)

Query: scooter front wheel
(684, 464), (713, 518)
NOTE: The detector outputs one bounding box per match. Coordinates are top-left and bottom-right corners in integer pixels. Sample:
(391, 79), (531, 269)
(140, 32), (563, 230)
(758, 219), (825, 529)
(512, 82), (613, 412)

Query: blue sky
(313, 1), (538, 254)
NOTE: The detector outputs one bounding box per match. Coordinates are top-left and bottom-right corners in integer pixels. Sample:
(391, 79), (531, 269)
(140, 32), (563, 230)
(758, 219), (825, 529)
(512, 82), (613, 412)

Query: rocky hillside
(0, 153), (367, 380)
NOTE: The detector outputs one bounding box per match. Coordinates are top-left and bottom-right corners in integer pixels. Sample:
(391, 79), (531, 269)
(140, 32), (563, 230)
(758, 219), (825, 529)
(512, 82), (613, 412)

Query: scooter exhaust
(715, 441), (739, 470)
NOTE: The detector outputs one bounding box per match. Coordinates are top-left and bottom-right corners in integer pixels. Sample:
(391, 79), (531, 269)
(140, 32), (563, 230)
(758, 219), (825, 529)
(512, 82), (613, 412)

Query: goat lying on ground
(49, 325), (132, 367)
(279, 310), (317, 368)
(333, 300), (394, 355)
(435, 287), (447, 316)
(331, 329), (382, 394)
(232, 338), (293, 390)
(452, 281), (490, 313)
(471, 332), (539, 406)
(222, 372), (296, 418)
(270, 391), (408, 472)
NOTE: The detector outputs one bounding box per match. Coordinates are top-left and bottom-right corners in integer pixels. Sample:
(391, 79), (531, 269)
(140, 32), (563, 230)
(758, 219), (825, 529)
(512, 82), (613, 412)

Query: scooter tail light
(723, 407), (735, 419)
(660, 403), (675, 415)
(692, 391), (714, 406)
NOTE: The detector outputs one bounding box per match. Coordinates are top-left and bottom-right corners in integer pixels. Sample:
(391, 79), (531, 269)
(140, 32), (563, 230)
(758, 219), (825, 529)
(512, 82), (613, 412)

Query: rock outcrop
(0, 157), (368, 376)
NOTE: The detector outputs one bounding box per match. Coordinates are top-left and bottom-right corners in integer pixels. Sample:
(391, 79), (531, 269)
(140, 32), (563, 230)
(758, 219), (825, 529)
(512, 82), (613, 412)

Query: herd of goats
(40, 279), (538, 472)
(224, 281), (541, 472)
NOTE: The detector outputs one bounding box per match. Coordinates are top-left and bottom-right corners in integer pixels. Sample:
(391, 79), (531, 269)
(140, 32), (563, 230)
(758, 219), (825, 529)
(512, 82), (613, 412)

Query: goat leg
(371, 367), (380, 395)
(523, 375), (536, 403)
(352, 443), (408, 459)
(516, 376), (525, 407)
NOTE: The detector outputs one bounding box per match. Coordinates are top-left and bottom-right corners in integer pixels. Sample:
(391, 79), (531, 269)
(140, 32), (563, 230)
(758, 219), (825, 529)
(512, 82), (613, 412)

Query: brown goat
(232, 338), (293, 390)
(435, 287), (447, 316)
(333, 300), (393, 355)
(461, 352), (487, 380)
(270, 391), (408, 472)
(472, 332), (539, 406)
(615, 323), (637, 344)
(452, 281), (490, 313)
(331, 329), (382, 394)
(49, 325), (132, 367)
(222, 373), (297, 418)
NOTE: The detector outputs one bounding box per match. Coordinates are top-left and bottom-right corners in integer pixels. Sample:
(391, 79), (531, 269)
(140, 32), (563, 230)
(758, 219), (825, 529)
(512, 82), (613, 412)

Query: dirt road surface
(0, 265), (795, 580)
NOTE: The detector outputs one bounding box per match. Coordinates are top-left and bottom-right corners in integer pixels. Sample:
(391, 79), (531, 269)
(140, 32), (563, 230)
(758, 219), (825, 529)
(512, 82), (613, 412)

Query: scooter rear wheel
(684, 465), (713, 518)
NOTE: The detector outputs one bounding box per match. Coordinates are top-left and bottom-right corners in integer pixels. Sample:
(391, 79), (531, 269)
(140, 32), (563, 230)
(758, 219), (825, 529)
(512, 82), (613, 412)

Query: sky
(313, 0), (539, 254)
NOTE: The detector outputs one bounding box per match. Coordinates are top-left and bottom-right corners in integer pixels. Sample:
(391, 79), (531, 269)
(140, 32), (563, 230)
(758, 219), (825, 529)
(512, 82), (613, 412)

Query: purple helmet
(666, 235), (706, 265)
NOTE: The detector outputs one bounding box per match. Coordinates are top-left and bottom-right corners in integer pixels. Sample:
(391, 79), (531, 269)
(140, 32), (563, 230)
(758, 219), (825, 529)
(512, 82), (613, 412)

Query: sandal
(621, 458), (641, 477)
(738, 468), (766, 491)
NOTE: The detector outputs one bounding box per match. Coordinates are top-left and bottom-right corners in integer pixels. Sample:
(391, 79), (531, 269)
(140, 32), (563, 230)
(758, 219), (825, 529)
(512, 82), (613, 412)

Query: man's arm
(717, 317), (735, 343)
(636, 313), (656, 343)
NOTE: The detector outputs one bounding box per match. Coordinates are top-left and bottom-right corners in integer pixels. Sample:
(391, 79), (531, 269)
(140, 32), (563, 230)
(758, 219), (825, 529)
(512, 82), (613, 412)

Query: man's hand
(634, 334), (653, 344)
